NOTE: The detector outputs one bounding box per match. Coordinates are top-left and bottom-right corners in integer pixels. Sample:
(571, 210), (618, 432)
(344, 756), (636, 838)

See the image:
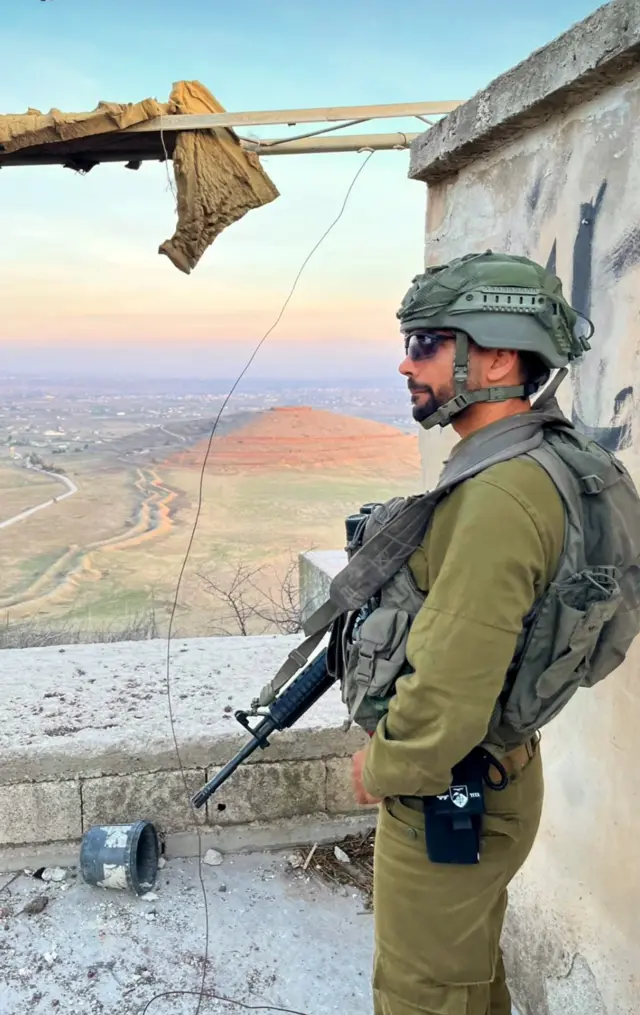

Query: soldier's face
(398, 330), (456, 425)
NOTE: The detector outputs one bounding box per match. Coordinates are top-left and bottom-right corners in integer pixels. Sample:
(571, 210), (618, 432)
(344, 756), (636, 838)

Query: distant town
(0, 373), (415, 472)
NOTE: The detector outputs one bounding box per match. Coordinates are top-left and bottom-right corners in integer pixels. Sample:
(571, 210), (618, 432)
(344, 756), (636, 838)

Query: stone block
(0, 780), (81, 847)
(81, 769), (206, 835)
(299, 549), (347, 622)
(325, 757), (378, 814)
(206, 760), (326, 825)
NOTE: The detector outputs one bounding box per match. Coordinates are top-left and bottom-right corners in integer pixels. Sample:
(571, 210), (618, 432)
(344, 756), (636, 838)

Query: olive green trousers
(372, 749), (543, 1015)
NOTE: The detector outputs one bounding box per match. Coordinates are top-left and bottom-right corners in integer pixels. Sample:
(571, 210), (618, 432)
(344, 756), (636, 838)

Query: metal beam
(243, 132), (420, 155)
(0, 132), (422, 168)
(125, 100), (461, 133)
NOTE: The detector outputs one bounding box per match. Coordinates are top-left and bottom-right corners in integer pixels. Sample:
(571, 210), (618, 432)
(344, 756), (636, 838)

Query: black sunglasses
(404, 329), (457, 361)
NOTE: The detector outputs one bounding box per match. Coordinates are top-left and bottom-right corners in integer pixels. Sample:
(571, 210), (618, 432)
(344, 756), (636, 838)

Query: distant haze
(0, 339), (406, 382)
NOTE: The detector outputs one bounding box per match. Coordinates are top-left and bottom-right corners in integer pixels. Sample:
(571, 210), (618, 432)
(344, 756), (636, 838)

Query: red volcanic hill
(166, 406), (421, 475)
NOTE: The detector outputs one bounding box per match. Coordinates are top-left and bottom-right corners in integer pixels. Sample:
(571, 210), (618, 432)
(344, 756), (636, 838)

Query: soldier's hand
(351, 747), (382, 806)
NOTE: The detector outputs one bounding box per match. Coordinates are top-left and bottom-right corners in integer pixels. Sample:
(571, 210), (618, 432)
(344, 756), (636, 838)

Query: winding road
(0, 467), (78, 530)
(0, 464), (179, 615)
(159, 425), (186, 443)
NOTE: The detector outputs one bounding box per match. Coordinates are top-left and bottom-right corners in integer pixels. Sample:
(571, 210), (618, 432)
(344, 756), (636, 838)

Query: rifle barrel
(191, 715), (276, 809)
(191, 649), (335, 810)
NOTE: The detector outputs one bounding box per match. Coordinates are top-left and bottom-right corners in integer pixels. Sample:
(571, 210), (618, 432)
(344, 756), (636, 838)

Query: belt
(494, 732), (540, 779)
(398, 733), (540, 813)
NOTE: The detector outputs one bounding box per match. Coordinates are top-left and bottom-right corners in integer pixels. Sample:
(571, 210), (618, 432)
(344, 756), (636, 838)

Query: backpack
(255, 395), (640, 755)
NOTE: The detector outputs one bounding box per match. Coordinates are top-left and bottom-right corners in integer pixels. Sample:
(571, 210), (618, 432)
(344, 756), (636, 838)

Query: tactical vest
(256, 395), (640, 757)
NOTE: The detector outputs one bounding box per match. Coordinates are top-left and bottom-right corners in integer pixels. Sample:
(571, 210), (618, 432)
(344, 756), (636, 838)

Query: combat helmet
(397, 250), (593, 429)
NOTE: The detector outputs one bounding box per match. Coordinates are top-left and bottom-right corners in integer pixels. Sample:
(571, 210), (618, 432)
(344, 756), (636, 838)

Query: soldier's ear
(485, 348), (519, 383)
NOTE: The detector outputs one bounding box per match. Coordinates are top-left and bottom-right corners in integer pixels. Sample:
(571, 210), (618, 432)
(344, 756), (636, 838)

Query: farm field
(0, 407), (423, 642)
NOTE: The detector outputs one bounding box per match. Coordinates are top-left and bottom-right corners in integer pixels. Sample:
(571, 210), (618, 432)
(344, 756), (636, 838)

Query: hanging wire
(237, 118), (369, 146)
(140, 148), (377, 1015)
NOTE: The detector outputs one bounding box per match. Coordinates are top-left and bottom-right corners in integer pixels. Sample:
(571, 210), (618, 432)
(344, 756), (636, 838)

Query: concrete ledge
(299, 548), (347, 622)
(410, 0), (640, 182)
(1, 634), (365, 783)
(0, 813), (377, 873)
(0, 634), (369, 858)
(164, 811), (376, 859)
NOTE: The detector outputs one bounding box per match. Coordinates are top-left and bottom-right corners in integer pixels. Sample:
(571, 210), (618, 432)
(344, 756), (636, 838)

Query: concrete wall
(418, 70), (640, 470)
(410, 3), (640, 1013)
(0, 633), (373, 872)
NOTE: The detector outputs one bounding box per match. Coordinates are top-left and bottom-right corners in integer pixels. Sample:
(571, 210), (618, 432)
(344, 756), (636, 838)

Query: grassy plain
(0, 411), (423, 642)
(0, 465), (61, 518)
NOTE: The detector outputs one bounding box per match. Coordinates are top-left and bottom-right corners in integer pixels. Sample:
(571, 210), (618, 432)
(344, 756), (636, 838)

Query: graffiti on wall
(542, 180), (635, 452)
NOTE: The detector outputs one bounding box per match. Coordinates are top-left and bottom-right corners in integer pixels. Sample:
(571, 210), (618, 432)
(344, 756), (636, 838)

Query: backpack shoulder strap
(256, 408), (568, 709)
(254, 599), (340, 708)
(525, 442), (585, 576)
(330, 411), (555, 613)
(525, 423), (635, 577)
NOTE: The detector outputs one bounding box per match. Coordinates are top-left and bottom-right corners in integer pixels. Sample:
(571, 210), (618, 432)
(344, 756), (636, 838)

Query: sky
(0, 0), (601, 380)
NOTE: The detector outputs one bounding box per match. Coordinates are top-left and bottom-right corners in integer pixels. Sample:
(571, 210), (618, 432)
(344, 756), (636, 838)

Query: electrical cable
(237, 117), (368, 146)
(143, 992), (311, 1014)
(161, 113), (370, 160)
(140, 148), (376, 1015)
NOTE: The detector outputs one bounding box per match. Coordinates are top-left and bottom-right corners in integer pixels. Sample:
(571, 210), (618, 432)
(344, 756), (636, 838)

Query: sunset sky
(1, 0), (598, 379)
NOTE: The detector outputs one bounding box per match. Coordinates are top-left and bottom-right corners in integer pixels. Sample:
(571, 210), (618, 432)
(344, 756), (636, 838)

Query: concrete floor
(0, 849), (374, 1015)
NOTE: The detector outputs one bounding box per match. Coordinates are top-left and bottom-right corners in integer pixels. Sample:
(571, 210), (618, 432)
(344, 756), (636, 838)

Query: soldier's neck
(452, 398), (532, 441)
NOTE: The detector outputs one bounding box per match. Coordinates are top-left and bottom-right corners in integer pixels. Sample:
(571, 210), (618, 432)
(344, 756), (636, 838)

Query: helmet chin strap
(420, 332), (538, 431)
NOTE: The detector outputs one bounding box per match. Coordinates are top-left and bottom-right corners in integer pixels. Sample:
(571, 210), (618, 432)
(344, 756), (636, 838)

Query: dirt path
(0, 467), (77, 530)
(0, 467), (180, 615)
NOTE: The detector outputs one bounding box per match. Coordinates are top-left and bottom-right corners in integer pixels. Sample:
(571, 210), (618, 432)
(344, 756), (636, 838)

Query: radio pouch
(422, 750), (500, 865)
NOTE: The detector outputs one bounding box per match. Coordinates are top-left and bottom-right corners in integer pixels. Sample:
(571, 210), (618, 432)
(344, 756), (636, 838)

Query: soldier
(348, 251), (601, 1015)
(189, 250), (639, 1012)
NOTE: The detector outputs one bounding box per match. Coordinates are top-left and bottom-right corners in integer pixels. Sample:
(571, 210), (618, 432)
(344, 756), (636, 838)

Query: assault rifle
(191, 503), (382, 810)
(191, 648), (335, 809)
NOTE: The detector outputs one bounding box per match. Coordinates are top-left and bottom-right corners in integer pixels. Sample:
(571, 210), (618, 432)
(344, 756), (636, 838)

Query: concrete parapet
(0, 634), (370, 868)
(81, 769), (207, 833)
(205, 759), (327, 825)
(326, 757), (378, 815)
(410, 0), (640, 183)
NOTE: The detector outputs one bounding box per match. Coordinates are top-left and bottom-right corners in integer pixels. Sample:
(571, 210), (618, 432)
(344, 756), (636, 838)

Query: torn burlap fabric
(0, 97), (167, 152)
(158, 81), (280, 274)
(0, 80), (280, 274)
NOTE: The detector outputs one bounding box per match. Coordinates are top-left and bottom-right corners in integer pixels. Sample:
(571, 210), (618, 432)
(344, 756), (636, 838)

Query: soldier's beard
(408, 381), (453, 424)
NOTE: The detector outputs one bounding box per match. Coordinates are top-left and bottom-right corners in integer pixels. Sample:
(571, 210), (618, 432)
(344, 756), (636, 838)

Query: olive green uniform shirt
(362, 457), (565, 800)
